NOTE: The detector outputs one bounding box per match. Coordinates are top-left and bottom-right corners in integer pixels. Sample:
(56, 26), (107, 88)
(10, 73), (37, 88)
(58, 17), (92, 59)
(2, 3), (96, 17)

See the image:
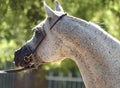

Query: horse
(14, 1), (120, 88)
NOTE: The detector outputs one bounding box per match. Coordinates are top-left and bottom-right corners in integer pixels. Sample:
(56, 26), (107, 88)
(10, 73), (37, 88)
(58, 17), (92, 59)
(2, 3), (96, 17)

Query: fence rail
(47, 76), (83, 82)
(46, 72), (85, 88)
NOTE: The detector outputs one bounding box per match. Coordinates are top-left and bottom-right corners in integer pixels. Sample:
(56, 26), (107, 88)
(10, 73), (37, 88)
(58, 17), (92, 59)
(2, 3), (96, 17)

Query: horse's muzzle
(14, 45), (33, 67)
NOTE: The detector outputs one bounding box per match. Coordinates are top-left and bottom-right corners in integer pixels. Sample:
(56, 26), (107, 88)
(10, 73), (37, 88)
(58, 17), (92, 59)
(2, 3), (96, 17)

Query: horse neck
(54, 15), (120, 88)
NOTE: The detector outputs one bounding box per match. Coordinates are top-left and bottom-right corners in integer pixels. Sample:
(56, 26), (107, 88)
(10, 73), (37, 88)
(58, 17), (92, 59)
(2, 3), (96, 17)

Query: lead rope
(0, 64), (35, 74)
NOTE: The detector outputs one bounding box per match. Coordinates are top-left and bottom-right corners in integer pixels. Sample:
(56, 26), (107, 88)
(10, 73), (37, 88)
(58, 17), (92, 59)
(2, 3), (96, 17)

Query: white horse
(14, 1), (120, 88)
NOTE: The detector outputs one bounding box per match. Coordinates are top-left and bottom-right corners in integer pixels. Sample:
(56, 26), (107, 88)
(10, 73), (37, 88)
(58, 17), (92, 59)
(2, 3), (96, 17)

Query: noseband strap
(0, 13), (67, 74)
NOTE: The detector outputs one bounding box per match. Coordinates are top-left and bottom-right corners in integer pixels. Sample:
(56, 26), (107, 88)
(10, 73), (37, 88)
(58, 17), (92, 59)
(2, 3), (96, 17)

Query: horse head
(14, 1), (68, 68)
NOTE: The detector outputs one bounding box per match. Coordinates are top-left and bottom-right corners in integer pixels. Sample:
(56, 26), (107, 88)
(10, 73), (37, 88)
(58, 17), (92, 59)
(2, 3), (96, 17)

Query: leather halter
(0, 14), (67, 74)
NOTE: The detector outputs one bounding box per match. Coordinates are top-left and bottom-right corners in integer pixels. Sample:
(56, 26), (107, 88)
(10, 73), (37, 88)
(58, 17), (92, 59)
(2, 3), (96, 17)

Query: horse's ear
(55, 0), (64, 12)
(43, 1), (56, 18)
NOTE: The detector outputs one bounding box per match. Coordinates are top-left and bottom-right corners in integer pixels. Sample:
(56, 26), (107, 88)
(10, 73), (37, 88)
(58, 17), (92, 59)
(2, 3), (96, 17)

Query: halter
(0, 13), (67, 74)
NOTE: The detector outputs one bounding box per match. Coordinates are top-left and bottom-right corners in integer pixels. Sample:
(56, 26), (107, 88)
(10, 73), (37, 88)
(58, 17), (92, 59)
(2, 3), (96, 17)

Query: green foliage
(0, 0), (45, 65)
(43, 58), (79, 76)
(0, 0), (120, 73)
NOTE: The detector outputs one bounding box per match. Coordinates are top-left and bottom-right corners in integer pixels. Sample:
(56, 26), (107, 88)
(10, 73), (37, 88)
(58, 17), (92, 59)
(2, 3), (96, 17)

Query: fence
(0, 62), (35, 88)
(0, 62), (15, 88)
(46, 71), (85, 88)
(0, 63), (85, 88)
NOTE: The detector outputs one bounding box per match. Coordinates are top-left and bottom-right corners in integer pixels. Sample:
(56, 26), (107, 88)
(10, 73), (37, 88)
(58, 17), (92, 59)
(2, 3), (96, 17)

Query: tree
(0, 0), (120, 71)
